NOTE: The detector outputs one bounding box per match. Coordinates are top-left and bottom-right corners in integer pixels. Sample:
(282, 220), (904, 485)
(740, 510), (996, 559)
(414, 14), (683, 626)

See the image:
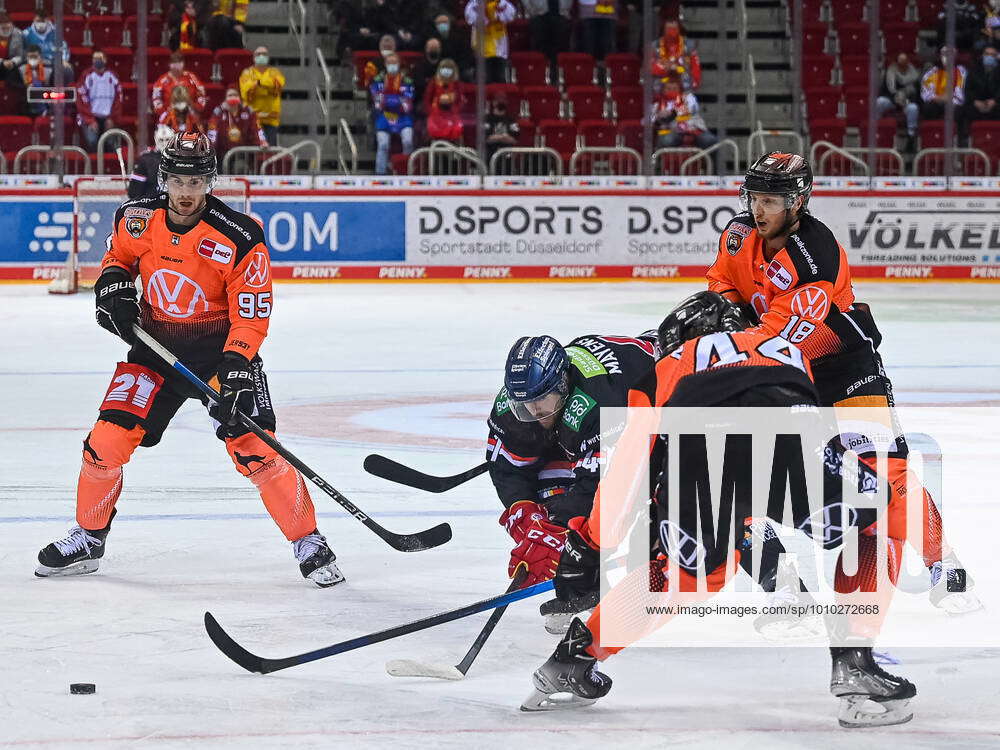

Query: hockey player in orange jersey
(35, 132), (344, 587)
(705, 152), (978, 615)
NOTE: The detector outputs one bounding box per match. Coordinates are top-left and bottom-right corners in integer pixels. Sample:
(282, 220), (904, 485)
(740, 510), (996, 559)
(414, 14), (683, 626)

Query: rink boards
(3, 186), (1000, 281)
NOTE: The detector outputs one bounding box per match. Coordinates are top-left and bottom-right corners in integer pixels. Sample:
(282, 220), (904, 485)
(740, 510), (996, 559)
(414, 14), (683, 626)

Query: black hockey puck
(70, 683), (96, 695)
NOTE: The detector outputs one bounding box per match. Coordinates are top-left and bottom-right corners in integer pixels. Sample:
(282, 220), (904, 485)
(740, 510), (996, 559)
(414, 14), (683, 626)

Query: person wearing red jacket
(208, 87), (268, 171)
(422, 59), (464, 142)
(76, 49), (123, 152)
(152, 52), (208, 118)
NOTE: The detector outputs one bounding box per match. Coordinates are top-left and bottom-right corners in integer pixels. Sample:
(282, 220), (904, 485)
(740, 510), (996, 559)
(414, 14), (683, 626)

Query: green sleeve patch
(561, 387), (597, 431)
(494, 387), (511, 416)
(566, 346), (607, 378)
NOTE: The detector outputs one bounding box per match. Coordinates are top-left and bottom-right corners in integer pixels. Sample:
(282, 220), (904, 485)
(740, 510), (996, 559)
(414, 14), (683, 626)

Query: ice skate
(35, 509), (116, 578)
(539, 590), (599, 635)
(830, 646), (916, 728)
(293, 530), (345, 588)
(929, 555), (983, 615)
(521, 618), (611, 711)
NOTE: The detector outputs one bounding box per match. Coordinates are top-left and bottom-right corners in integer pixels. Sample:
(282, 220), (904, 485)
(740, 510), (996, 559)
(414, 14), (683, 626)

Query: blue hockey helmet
(503, 335), (570, 423)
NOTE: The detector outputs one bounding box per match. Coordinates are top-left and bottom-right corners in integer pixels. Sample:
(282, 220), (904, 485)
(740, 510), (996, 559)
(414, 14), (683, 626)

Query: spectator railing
(681, 138), (741, 176)
(736, 0), (758, 134)
(408, 141), (486, 176)
(810, 141), (871, 176)
(842, 148), (905, 177)
(652, 148), (707, 175)
(0, 152), (7, 174)
(96, 129), (136, 175)
(222, 146), (289, 175)
(747, 129), (805, 165)
(288, 0), (307, 67)
(315, 47), (332, 141)
(260, 139), (322, 175)
(489, 147), (563, 177)
(14, 146), (92, 175)
(569, 147), (642, 176)
(912, 148), (992, 177)
(336, 118), (358, 176)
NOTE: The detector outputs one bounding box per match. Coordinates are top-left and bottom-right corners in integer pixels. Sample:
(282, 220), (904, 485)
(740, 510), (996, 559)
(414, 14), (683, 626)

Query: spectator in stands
(651, 78), (718, 158)
(19, 44), (49, 117)
(356, 0), (397, 51)
(921, 46), (969, 145)
(159, 84), (203, 133)
(465, 0), (517, 84)
(577, 0), (618, 62)
(413, 37), (443, 110)
(22, 10), (69, 72)
(218, 0), (248, 24)
(153, 52), (208, 119)
(239, 45), (285, 146)
(171, 0), (201, 51)
(966, 45), (1000, 123)
(524, 0), (572, 72)
(76, 50), (123, 152)
(876, 52), (921, 152)
(938, 0), (985, 51)
(424, 58), (464, 143)
(209, 86), (267, 170)
(0, 12), (25, 88)
(975, 16), (1000, 54)
(204, 0), (244, 51)
(390, 1), (424, 52)
(370, 51), (414, 174)
(129, 124), (175, 199)
(429, 12), (475, 81)
(483, 93), (519, 161)
(652, 20), (701, 90)
(362, 34), (397, 91)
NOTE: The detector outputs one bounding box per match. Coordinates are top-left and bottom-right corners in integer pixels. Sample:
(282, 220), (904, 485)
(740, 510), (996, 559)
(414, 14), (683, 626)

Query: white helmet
(154, 124), (175, 152)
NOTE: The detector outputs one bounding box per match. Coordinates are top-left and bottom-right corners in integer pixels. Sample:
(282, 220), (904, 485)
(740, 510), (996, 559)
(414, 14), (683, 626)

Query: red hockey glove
(500, 501), (568, 587)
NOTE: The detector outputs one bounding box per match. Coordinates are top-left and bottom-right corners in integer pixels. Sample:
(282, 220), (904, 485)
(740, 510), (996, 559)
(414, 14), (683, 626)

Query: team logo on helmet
(125, 216), (148, 239)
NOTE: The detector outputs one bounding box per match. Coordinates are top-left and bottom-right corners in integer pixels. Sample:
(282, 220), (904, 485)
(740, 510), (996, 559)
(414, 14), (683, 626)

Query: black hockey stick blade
(363, 454), (489, 493)
(133, 325), (452, 554)
(204, 579), (555, 675)
(455, 567), (528, 675)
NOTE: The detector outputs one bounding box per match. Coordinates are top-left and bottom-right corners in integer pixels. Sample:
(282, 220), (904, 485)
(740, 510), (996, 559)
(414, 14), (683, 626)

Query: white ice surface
(1, 281), (999, 749)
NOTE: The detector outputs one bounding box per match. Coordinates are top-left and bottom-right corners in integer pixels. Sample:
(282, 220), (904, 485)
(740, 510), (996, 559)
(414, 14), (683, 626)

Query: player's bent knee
(81, 419), (146, 475)
(225, 432), (280, 479)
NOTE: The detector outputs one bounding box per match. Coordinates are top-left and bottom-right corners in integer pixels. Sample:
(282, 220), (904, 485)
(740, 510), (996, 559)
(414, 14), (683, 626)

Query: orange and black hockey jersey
(102, 193), (271, 367)
(707, 212), (878, 362)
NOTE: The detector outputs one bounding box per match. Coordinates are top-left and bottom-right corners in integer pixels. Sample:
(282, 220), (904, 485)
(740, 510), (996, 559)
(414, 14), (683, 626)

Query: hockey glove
(554, 516), (600, 602)
(500, 500), (568, 587)
(212, 353), (255, 427)
(94, 269), (139, 345)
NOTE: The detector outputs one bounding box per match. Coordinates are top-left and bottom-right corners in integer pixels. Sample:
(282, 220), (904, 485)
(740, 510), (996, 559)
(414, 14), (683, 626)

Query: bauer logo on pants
(145, 269), (209, 319)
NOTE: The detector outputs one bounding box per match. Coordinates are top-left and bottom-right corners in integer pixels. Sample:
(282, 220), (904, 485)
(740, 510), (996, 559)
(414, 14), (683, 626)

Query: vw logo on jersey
(790, 285), (829, 319)
(244, 251), (270, 289)
(145, 269), (209, 319)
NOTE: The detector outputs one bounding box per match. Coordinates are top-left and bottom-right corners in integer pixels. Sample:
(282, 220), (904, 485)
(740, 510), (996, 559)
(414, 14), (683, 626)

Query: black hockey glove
(553, 518), (600, 602)
(212, 352), (255, 427)
(94, 269), (139, 345)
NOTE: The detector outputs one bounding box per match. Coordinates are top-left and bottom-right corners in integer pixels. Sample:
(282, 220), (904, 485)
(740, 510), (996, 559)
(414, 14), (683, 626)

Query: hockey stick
(385, 566), (528, 680)
(363, 454), (488, 493)
(204, 578), (555, 674)
(133, 325), (452, 553)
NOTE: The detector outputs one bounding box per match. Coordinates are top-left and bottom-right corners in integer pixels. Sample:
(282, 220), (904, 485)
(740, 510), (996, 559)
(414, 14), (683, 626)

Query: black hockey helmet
(503, 335), (570, 423)
(741, 151), (813, 214)
(158, 131), (217, 191)
(657, 291), (751, 356)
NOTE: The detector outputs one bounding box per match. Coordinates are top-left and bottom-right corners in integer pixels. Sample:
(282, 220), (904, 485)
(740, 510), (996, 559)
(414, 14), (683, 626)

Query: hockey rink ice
(2, 280), (999, 749)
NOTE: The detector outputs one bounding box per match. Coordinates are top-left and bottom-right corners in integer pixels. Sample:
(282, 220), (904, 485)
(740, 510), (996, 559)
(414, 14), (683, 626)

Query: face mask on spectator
(170, 63), (183, 74)
(175, 102), (188, 111)
(985, 54), (998, 68)
(255, 54), (268, 65)
(0, 24), (12, 36)
(437, 22), (450, 35)
(386, 63), (399, 75)
(27, 56), (40, 66)
(94, 59), (106, 70)
(439, 67), (453, 77)
(34, 21), (47, 33)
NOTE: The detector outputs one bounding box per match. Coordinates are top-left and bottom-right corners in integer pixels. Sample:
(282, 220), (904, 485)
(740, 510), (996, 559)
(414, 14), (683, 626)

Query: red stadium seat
(881, 23), (920, 56)
(801, 55), (835, 87)
(835, 23), (870, 57)
(62, 15), (87, 47)
(830, 0), (869, 23)
(33, 115), (76, 146)
(507, 18), (530, 51)
(119, 82), (138, 116)
(618, 119), (643, 151)
(509, 52), (550, 86)
(515, 119), (536, 147)
(7, 12), (34, 25)
(182, 48), (214, 83)
(103, 47), (134, 82)
(86, 15), (125, 49)
(804, 86), (842, 119)
(579, 120), (617, 147)
(798, 0), (829, 24)
(485, 83), (522, 118)
(0, 116), (35, 153)
(0, 84), (22, 116)
(204, 83), (226, 114)
(522, 85), (562, 120)
(390, 152), (409, 175)
(538, 120), (577, 162)
(809, 117), (847, 145)
(913, 0), (944, 23)
(971, 120), (1000, 162)
(604, 53), (641, 87)
(116, 0), (141, 15)
(919, 120), (947, 149)
(843, 86), (871, 121)
(214, 48), (252, 87)
(839, 56), (870, 88)
(69, 46), (94, 75)
(566, 85), (606, 121)
(879, 0), (912, 23)
(557, 52), (596, 89)
(802, 24), (833, 56)
(655, 148), (707, 175)
(858, 117), (901, 148)
(610, 85), (643, 121)
(398, 51), (423, 76)
(1, 0), (44, 12)
(146, 47), (172, 79)
(124, 15), (166, 48)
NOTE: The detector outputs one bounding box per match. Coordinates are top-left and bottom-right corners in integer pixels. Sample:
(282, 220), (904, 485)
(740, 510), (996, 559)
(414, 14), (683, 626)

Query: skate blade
(520, 687), (597, 712)
(934, 591), (984, 616)
(385, 659), (464, 680)
(544, 609), (594, 636)
(34, 559), (100, 578)
(309, 564), (346, 588)
(754, 615), (826, 644)
(837, 696), (913, 728)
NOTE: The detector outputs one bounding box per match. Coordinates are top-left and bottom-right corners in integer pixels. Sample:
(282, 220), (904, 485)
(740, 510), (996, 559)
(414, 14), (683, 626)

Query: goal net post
(48, 176), (251, 294)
